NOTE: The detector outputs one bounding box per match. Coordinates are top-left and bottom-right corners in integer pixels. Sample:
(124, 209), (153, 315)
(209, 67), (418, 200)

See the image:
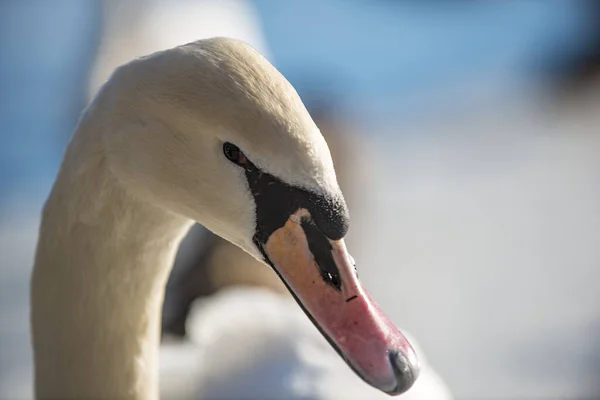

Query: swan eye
(223, 142), (248, 167)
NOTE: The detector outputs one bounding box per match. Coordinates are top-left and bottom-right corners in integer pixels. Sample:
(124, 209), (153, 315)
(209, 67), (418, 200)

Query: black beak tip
(386, 350), (420, 396)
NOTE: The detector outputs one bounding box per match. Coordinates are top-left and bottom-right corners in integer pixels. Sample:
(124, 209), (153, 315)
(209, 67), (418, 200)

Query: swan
(30, 37), (420, 399)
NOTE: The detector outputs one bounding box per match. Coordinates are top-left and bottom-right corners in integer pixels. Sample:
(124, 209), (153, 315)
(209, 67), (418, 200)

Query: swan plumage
(160, 287), (452, 400)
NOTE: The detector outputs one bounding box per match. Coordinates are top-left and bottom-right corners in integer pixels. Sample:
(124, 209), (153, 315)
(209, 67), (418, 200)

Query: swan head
(98, 37), (419, 395)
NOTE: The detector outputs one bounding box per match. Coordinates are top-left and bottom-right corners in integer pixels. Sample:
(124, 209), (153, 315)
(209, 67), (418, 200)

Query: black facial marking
(301, 218), (342, 291)
(228, 147), (349, 291)
(240, 156), (349, 246)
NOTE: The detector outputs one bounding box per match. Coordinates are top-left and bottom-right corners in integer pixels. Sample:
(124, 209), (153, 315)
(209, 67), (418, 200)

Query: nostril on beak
(387, 350), (420, 395)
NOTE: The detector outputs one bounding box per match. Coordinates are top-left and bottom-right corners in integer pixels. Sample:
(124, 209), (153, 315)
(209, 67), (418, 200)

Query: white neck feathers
(31, 109), (192, 400)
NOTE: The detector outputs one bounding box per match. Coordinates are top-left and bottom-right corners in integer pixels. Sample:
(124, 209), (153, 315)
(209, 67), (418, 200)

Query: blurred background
(2, 0), (600, 399)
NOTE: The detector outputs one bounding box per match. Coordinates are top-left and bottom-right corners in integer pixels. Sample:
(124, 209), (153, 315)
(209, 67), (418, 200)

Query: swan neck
(31, 115), (192, 400)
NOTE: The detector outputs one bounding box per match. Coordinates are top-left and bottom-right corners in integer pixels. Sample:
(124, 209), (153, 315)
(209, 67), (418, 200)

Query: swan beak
(263, 209), (420, 396)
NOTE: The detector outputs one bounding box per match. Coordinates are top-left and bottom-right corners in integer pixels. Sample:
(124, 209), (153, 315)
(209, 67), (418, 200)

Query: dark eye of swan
(223, 142), (248, 167)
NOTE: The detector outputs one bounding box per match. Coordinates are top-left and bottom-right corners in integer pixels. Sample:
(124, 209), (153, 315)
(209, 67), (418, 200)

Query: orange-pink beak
(263, 209), (420, 395)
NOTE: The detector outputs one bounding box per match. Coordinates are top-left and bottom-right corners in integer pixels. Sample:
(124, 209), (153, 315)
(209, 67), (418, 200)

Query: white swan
(31, 37), (419, 400)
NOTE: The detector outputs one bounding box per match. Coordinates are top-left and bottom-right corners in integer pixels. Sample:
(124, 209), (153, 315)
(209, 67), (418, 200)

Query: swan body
(31, 37), (419, 399)
(160, 287), (453, 400)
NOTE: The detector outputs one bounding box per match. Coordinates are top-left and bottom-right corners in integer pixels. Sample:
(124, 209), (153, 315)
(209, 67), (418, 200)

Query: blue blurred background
(2, 1), (600, 399)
